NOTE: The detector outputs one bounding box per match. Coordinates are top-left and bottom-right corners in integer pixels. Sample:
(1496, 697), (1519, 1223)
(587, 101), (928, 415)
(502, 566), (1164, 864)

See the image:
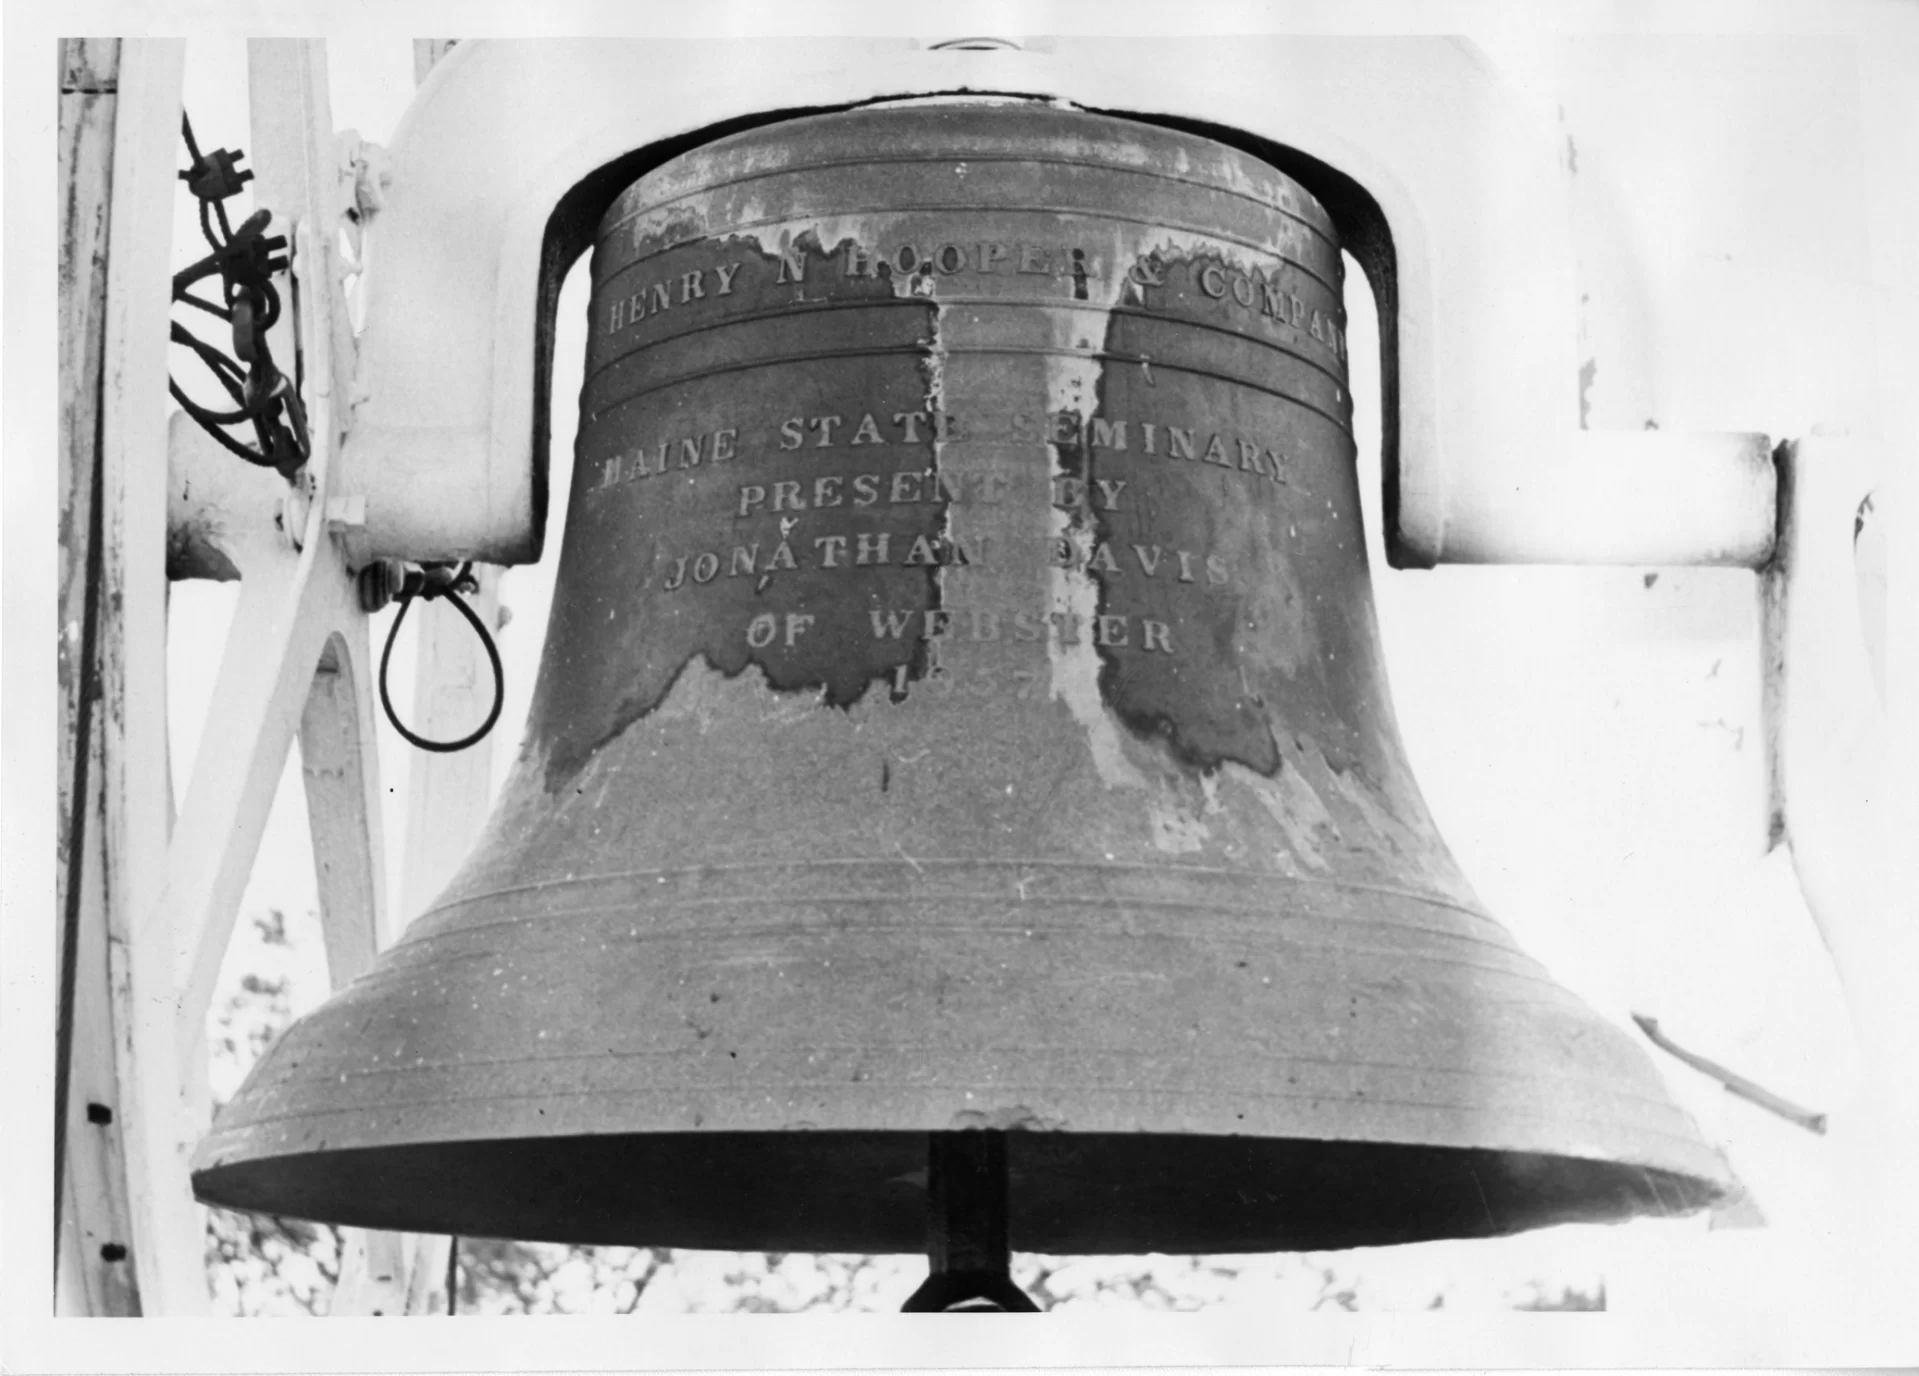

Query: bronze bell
(194, 102), (1731, 1264)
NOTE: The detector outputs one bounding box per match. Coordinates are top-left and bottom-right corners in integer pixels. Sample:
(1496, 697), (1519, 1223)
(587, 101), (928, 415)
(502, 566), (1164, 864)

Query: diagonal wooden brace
(158, 423), (369, 1063)
(139, 416), (387, 1310)
(110, 36), (409, 1314)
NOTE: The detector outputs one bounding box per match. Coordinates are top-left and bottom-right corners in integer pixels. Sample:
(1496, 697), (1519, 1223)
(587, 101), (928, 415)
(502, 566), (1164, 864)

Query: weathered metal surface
(196, 104), (1730, 1255)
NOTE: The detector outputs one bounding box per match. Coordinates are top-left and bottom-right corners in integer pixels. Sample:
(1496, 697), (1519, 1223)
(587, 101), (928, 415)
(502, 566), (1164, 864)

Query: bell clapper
(901, 1131), (1041, 1313)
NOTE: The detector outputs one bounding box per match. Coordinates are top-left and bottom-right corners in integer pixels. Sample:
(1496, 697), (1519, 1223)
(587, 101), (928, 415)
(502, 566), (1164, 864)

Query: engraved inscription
(606, 261), (745, 333)
(735, 470), (1008, 518)
(556, 135), (1356, 787)
(581, 386), (1272, 720)
(581, 391), (1302, 730)
(842, 239), (1102, 288)
(1126, 250), (1347, 363)
(657, 529), (990, 588)
(594, 427), (739, 489)
(587, 408), (1306, 507)
(866, 608), (1174, 653)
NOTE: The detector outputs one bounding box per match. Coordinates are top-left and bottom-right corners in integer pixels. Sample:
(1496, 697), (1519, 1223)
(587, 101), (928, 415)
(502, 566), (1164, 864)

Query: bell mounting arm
(344, 36), (1770, 570)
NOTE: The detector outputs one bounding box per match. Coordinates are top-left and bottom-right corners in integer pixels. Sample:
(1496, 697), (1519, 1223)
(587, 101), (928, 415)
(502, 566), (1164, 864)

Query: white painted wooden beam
(164, 424), (409, 1319)
(337, 36), (1774, 569)
(240, 38), (420, 1320)
(1427, 431), (1776, 566)
(97, 34), (401, 1318)
(96, 36), (202, 1317)
(301, 632), (388, 996)
(56, 35), (145, 1319)
(159, 426), (338, 1067)
(389, 35), (481, 1318)
(302, 608), (410, 1321)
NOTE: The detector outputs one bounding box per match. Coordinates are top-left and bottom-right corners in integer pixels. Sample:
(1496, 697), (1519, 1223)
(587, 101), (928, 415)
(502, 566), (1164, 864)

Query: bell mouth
(194, 1129), (1722, 1256)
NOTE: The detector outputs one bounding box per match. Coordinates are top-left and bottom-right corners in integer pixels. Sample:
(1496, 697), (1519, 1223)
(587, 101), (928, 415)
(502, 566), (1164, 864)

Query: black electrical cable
(167, 384), (281, 467)
(377, 572), (506, 753)
(181, 111), (234, 243)
(174, 288), (230, 322)
(169, 325), (267, 418)
(166, 323), (290, 470)
(171, 111), (304, 475)
(169, 326), (247, 395)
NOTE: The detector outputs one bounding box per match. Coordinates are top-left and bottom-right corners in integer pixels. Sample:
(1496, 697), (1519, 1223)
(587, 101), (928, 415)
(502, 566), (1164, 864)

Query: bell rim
(193, 1128), (1730, 1256)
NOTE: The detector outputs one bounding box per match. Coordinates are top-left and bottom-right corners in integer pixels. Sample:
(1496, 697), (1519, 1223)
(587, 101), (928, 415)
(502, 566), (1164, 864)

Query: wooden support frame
(333, 36), (481, 1319)
(98, 28), (377, 1311)
(77, 35), (193, 1317)
(55, 34), (494, 1317)
(56, 39), (146, 1315)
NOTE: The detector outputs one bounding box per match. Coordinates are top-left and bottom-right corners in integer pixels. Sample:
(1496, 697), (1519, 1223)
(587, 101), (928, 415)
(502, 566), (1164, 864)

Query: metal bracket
(342, 36), (1769, 568)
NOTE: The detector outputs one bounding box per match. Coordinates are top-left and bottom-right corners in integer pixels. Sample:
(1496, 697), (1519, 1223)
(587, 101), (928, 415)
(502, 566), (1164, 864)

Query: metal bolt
(357, 559), (407, 613)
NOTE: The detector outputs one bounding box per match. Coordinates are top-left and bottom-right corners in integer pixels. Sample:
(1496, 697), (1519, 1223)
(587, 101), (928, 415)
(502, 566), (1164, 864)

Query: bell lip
(193, 1128), (1731, 1257)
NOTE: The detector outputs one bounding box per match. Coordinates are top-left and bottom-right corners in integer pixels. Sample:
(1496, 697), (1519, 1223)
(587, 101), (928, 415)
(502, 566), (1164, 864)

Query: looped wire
(378, 563), (507, 754)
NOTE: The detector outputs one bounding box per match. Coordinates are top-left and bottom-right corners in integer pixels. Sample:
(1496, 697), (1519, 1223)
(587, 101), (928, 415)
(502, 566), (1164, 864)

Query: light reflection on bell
(193, 102), (1731, 1256)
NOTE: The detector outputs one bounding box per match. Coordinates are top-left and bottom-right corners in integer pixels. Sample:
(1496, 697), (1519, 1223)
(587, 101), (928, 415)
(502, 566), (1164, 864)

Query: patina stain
(545, 228), (947, 787)
(1080, 246), (1353, 776)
